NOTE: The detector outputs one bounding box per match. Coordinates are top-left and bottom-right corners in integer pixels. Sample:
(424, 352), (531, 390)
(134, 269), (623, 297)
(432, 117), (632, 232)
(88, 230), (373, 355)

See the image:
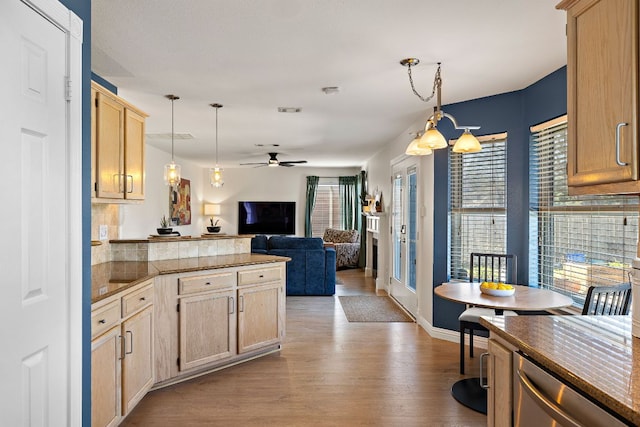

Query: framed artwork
(169, 178), (191, 225)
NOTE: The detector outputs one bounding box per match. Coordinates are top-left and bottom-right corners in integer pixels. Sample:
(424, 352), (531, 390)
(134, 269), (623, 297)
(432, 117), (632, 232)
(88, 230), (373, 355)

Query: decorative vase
(157, 227), (173, 235)
(207, 226), (221, 233)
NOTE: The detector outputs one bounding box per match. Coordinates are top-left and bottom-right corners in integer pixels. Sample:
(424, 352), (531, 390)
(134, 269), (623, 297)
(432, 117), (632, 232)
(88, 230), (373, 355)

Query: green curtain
(339, 176), (357, 230)
(304, 176), (319, 237)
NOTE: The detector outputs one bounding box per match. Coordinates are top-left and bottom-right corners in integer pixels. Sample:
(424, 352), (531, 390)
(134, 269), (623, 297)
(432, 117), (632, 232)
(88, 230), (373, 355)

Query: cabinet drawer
(122, 284), (153, 317)
(238, 266), (282, 286)
(179, 272), (236, 295)
(91, 300), (120, 338)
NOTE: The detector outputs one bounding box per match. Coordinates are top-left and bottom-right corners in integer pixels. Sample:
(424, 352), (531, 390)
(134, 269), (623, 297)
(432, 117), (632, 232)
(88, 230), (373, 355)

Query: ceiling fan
(240, 152), (308, 168)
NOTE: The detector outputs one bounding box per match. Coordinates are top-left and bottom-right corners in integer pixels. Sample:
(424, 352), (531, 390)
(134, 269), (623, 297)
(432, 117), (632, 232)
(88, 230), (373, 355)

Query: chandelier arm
(441, 112), (481, 130)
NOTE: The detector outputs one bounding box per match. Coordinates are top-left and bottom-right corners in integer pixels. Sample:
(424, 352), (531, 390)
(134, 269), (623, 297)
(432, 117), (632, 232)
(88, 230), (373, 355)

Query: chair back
(469, 253), (517, 284)
(581, 283), (632, 315)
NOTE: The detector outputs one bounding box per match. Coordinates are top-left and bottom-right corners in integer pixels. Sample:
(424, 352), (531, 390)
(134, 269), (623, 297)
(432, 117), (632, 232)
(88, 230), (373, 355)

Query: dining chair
(582, 282), (632, 315)
(459, 253), (518, 375)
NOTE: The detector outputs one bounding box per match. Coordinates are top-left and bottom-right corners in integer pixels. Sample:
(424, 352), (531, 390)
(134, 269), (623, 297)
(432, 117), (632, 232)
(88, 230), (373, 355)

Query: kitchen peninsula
(91, 234), (289, 427)
(481, 315), (638, 426)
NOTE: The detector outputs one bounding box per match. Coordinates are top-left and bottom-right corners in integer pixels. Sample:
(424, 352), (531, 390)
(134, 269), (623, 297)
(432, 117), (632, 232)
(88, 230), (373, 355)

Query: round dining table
(434, 282), (573, 414)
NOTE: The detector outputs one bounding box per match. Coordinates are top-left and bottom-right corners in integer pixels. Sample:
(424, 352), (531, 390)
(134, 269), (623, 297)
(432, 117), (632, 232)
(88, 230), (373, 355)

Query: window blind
(449, 137), (507, 280)
(311, 181), (341, 237)
(529, 119), (638, 307)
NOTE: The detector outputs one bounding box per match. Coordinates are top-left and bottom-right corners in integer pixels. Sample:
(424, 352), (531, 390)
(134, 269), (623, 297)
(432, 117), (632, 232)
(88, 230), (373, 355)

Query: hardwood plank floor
(121, 269), (486, 426)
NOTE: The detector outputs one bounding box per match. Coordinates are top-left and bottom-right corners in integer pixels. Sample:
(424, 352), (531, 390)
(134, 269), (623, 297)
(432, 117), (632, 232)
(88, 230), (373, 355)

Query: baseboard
(416, 315), (488, 350)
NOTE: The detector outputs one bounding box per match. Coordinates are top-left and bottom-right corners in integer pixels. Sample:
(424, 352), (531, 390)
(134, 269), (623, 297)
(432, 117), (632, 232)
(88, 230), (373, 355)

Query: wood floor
(121, 269), (486, 426)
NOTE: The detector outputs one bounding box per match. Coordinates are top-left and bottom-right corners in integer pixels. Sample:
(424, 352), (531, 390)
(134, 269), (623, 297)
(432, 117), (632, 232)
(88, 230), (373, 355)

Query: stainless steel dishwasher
(513, 352), (629, 427)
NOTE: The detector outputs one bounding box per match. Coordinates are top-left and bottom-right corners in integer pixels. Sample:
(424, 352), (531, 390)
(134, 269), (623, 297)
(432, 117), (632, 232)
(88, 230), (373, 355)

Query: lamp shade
(210, 167), (224, 187)
(405, 136), (433, 156)
(204, 204), (221, 216)
(452, 129), (482, 153)
(418, 127), (448, 150)
(164, 161), (181, 188)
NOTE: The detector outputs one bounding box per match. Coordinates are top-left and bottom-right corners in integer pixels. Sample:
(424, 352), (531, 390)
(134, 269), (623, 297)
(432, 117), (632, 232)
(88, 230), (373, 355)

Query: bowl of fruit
(479, 281), (515, 297)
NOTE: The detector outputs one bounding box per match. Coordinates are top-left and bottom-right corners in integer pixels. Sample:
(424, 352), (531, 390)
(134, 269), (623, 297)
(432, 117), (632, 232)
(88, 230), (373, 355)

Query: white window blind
(449, 137), (507, 280)
(529, 119), (638, 307)
(311, 180), (341, 237)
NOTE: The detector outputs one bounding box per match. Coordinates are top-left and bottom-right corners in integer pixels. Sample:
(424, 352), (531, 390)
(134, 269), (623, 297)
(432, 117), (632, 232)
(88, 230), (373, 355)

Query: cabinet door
(179, 289), (237, 371)
(91, 326), (121, 427)
(237, 282), (283, 354)
(124, 108), (145, 200)
(95, 91), (124, 198)
(562, 0), (639, 194)
(487, 338), (512, 427)
(121, 306), (154, 415)
(91, 86), (97, 199)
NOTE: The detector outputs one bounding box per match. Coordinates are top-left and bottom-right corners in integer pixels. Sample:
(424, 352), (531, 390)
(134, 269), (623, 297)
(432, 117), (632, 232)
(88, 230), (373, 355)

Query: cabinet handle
(126, 174), (134, 193)
(98, 319), (106, 324)
(259, 275), (264, 278)
(239, 295), (244, 313)
(125, 330), (133, 355)
(229, 296), (235, 314)
(479, 352), (489, 389)
(616, 122), (629, 166)
(139, 296), (146, 301)
(205, 282), (211, 286)
(119, 335), (125, 360)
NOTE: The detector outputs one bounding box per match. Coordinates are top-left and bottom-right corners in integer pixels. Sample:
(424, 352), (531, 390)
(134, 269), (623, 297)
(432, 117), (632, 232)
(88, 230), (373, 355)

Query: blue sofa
(251, 235), (336, 296)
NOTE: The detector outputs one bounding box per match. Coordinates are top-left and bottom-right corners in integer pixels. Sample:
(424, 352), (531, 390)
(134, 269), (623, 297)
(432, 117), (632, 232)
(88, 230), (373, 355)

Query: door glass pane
(408, 169), (417, 291)
(393, 174), (403, 281)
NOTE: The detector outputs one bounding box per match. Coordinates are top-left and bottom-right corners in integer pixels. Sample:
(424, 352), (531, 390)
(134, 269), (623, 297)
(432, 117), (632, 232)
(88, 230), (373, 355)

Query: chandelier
(400, 59), (481, 156)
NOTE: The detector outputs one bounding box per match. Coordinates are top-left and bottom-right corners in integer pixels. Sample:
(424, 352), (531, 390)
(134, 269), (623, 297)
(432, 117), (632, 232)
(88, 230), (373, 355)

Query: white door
(390, 158), (419, 316)
(0, 1), (83, 425)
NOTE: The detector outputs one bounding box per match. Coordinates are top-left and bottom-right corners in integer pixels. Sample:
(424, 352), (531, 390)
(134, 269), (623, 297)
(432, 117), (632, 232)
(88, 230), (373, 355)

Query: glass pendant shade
(452, 129), (482, 153)
(210, 166), (224, 187)
(164, 161), (181, 188)
(419, 127), (448, 150)
(405, 135), (433, 156)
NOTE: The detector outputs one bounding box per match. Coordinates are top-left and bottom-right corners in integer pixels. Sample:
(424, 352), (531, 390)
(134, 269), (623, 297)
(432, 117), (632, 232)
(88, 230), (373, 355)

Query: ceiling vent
(277, 107), (302, 113)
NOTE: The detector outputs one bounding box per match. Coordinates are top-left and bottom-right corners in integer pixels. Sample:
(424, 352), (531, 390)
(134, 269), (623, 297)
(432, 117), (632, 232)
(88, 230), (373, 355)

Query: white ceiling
(91, 0), (567, 169)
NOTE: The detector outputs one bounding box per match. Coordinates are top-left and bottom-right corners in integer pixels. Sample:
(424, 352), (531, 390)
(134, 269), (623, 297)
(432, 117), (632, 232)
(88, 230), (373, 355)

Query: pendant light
(400, 60), (481, 155)
(164, 94), (181, 188)
(210, 103), (224, 188)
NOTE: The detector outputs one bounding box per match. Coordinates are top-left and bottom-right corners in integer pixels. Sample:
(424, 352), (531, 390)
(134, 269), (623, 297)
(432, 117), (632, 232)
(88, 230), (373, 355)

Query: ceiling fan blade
(280, 163), (295, 167)
(240, 162), (268, 166)
(280, 160), (308, 165)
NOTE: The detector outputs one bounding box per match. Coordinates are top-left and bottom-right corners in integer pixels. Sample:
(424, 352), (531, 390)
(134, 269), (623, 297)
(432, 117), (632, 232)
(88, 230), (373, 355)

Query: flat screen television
(238, 201), (295, 235)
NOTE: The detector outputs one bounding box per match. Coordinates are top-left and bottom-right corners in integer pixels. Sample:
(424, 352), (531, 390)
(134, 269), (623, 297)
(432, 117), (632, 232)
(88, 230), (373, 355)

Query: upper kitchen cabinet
(92, 81), (148, 202)
(558, 0), (639, 195)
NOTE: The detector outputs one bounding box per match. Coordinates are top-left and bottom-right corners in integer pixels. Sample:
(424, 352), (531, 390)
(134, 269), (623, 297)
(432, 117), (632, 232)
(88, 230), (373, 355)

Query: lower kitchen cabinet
(91, 326), (121, 427)
(122, 306), (154, 414)
(179, 289), (237, 371)
(487, 336), (514, 427)
(238, 282), (284, 354)
(91, 281), (154, 427)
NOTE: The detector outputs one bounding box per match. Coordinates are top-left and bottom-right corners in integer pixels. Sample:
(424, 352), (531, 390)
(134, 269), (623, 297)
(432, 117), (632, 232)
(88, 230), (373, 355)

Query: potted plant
(207, 218), (221, 233)
(157, 215), (173, 235)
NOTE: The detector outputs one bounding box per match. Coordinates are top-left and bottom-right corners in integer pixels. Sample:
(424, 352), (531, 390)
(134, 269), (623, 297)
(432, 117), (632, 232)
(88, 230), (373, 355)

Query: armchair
(322, 228), (360, 268)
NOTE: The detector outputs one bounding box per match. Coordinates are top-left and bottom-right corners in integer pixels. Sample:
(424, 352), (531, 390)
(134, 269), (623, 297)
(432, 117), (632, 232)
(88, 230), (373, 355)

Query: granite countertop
(480, 315), (639, 426)
(92, 253), (289, 304)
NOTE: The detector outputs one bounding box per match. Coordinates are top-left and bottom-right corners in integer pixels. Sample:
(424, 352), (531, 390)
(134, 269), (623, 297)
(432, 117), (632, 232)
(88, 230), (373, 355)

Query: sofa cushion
(268, 236), (324, 250)
(323, 228), (360, 244)
(251, 235), (268, 252)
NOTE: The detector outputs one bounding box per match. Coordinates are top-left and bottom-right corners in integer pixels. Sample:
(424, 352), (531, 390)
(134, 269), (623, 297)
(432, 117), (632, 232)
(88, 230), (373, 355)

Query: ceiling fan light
(210, 166), (224, 187)
(418, 127), (448, 150)
(452, 129), (482, 153)
(405, 135), (433, 156)
(268, 159), (279, 167)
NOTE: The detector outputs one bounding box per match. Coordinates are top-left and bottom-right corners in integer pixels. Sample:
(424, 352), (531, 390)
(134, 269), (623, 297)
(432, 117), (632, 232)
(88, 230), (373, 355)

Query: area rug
(338, 296), (413, 322)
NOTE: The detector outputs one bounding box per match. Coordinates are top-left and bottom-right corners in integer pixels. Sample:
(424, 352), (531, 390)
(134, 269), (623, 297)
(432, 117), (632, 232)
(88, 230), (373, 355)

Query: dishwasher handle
(516, 367), (582, 427)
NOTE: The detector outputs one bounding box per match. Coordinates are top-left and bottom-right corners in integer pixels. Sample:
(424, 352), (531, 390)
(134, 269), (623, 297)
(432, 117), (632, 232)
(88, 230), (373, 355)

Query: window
(529, 117), (638, 307)
(311, 179), (341, 237)
(449, 135), (507, 280)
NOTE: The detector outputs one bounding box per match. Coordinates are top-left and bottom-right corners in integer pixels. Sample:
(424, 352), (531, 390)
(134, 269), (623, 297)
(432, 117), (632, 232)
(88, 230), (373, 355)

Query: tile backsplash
(91, 204), (120, 265)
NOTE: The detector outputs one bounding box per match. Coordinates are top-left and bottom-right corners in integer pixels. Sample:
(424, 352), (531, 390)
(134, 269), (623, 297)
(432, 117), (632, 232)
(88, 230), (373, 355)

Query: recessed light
(278, 107), (302, 113)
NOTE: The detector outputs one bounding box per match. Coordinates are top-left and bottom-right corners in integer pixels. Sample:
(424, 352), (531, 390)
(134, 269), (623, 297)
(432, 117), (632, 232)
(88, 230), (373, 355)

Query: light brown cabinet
(558, 0), (639, 195)
(238, 282), (284, 354)
(91, 281), (154, 427)
(92, 81), (147, 201)
(486, 338), (513, 427)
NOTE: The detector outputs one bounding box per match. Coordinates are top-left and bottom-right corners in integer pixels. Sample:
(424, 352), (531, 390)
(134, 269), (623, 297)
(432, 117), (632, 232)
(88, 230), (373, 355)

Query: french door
(390, 158), (418, 317)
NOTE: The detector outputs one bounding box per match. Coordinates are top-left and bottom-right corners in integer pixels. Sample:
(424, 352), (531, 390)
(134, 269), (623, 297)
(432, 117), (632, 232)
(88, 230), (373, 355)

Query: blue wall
(432, 67), (567, 331)
(58, 0), (91, 425)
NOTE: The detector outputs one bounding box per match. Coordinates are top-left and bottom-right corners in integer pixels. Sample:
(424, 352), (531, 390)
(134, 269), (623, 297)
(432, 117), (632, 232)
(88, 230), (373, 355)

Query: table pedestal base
(451, 377), (487, 414)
